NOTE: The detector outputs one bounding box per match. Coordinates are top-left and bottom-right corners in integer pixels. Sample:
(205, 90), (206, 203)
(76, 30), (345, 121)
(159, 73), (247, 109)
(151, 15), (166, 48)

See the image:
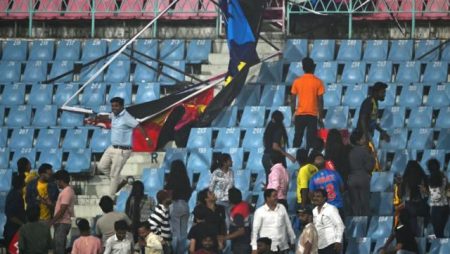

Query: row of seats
(263, 60), (450, 84)
(0, 0), (217, 20)
(0, 83), (160, 107)
(282, 39), (450, 62)
(0, 39), (211, 63)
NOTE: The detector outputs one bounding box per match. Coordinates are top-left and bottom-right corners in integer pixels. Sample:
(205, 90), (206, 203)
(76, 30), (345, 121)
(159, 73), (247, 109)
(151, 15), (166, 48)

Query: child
(195, 234), (218, 254)
(104, 220), (134, 254)
(71, 218), (102, 254)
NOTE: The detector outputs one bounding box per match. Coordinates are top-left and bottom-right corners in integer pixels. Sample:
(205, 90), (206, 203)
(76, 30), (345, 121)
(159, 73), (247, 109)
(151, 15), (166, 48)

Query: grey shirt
(348, 145), (375, 176)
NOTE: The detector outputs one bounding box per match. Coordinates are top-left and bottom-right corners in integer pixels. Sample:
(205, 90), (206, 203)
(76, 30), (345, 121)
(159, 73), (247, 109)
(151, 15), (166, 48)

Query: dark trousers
(231, 243), (251, 254)
(294, 115), (318, 150)
(262, 152), (272, 184)
(318, 244), (339, 254)
(431, 205), (449, 238)
(347, 174), (371, 216)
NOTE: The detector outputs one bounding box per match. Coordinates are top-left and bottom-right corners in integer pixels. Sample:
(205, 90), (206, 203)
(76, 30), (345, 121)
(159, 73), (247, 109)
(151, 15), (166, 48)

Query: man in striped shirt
(149, 190), (172, 253)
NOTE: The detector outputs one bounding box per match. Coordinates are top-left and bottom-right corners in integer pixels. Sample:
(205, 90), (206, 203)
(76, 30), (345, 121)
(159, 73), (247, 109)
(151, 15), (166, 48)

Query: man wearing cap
(290, 57), (325, 151)
(357, 82), (391, 142)
(296, 208), (318, 254)
(96, 97), (153, 198)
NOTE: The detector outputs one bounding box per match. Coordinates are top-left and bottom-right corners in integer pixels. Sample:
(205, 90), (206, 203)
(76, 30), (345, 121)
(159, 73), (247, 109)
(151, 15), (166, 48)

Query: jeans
(294, 115), (318, 150)
(431, 205), (449, 238)
(170, 200), (189, 254)
(54, 223), (71, 254)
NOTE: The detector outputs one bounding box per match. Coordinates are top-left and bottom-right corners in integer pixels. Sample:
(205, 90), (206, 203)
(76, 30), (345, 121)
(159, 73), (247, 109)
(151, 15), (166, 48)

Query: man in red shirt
(290, 57), (325, 151)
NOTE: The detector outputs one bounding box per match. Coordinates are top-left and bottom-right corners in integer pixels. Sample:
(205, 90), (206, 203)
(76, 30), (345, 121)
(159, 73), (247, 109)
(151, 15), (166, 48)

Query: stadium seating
(407, 128), (434, 150)
(437, 128), (450, 150)
(310, 40), (335, 61)
(429, 238), (450, 254)
(28, 84), (53, 106)
(135, 82), (160, 103)
(117, 0), (143, 19)
(257, 61), (283, 83)
(22, 60), (48, 83)
(55, 39), (81, 61)
(315, 61), (338, 83)
(81, 39), (107, 62)
(0, 170), (12, 192)
(396, 61), (421, 83)
(0, 83), (26, 105)
(267, 106), (292, 128)
(59, 111), (85, 128)
(186, 39), (212, 64)
(211, 106), (238, 128)
(0, 147), (9, 169)
(11, 148), (36, 170)
(378, 83), (397, 109)
(38, 148), (63, 169)
(218, 147), (244, 170)
(215, 127), (241, 149)
(2, 40), (27, 61)
(62, 128), (89, 150)
(380, 106), (406, 129)
(36, 128), (61, 149)
(345, 216), (368, 239)
(81, 82), (107, 107)
(7, 0), (32, 19)
(0, 127), (7, 147)
(420, 149), (445, 173)
(186, 128), (212, 149)
(324, 106), (349, 129)
(337, 40), (362, 61)
(234, 170), (251, 191)
(390, 149), (415, 174)
(363, 40), (388, 61)
(34, 0), (63, 19)
(423, 61), (448, 83)
(239, 106), (266, 128)
(423, 0), (450, 20)
(49, 60), (75, 82)
(324, 84), (342, 108)
(54, 83), (79, 106)
(367, 61), (393, 83)
(415, 40), (440, 61)
(235, 85), (261, 108)
(398, 0), (424, 20)
(436, 106), (450, 129)
(283, 39), (308, 63)
(134, 39), (158, 61)
(29, 40), (55, 61)
(196, 171), (211, 191)
(426, 84), (450, 108)
(134, 61), (158, 83)
(398, 84), (424, 108)
(367, 216), (393, 240)
(242, 128), (264, 151)
(66, 148), (92, 173)
(186, 148), (212, 173)
(246, 148), (265, 172)
(442, 42), (450, 61)
(407, 106), (433, 128)
(10, 128), (34, 150)
(104, 60), (131, 83)
(342, 84), (368, 109)
(6, 105), (32, 127)
(160, 39), (185, 61)
(380, 128), (408, 150)
(370, 172), (394, 192)
(79, 61), (105, 82)
(108, 83), (132, 105)
(90, 128), (111, 153)
(0, 61), (22, 83)
(108, 39), (128, 60)
(345, 238), (371, 254)
(142, 168), (165, 195)
(341, 61), (366, 83)
(115, 190), (130, 212)
(161, 148), (188, 170)
(158, 60), (186, 85)
(285, 62), (304, 84)
(0, 107), (4, 126)
(388, 40), (413, 61)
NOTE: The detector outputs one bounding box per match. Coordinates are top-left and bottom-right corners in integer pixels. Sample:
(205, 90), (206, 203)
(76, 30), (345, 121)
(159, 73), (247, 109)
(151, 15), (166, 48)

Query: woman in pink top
(72, 218), (102, 254)
(267, 151), (290, 211)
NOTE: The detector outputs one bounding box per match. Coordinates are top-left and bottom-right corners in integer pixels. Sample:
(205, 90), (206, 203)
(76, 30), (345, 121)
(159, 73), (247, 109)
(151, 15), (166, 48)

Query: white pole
(61, 0), (181, 109)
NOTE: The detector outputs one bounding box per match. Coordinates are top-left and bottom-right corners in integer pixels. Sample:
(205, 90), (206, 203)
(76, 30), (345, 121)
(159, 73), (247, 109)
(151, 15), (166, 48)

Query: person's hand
(40, 197), (52, 206)
(381, 131), (390, 142)
(334, 242), (342, 253)
(287, 154), (296, 163)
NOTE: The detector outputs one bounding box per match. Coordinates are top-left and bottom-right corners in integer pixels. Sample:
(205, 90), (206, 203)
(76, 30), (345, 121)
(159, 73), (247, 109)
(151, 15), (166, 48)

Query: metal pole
(28, 0), (33, 37)
(91, 0), (96, 37)
(62, 0), (181, 109)
(348, 0), (353, 39)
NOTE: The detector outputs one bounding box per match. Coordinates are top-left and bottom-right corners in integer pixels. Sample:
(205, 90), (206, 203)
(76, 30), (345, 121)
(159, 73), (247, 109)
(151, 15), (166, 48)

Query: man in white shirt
(104, 220), (134, 254)
(296, 208), (318, 254)
(312, 189), (345, 254)
(251, 189), (296, 254)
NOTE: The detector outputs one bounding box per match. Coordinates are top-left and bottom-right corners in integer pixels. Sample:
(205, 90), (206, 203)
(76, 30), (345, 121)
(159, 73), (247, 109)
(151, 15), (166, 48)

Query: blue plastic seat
(408, 128), (434, 150)
(196, 171), (211, 191)
(104, 60), (131, 83)
(115, 190), (130, 212)
(28, 84), (53, 106)
(242, 128), (264, 151)
(423, 61), (448, 83)
(0, 106), (3, 126)
(81, 82), (107, 107)
(29, 40), (55, 61)
(234, 170), (251, 191)
(135, 82), (160, 103)
(108, 39), (128, 60)
(310, 39), (335, 61)
(343, 84), (368, 109)
(341, 61), (366, 83)
(429, 238), (450, 254)
(0, 170), (12, 192)
(187, 148), (212, 174)
(0, 127), (7, 147)
(285, 62), (304, 84)
(36, 128), (61, 149)
(367, 216), (394, 239)
(188, 191), (197, 213)
(420, 150), (445, 173)
(285, 148), (299, 171)
(211, 106), (238, 127)
(380, 106), (406, 129)
(370, 172), (394, 192)
(160, 39), (185, 61)
(381, 128), (408, 150)
(345, 238), (371, 254)
(389, 149), (415, 174)
(363, 40), (388, 61)
(10, 128), (34, 150)
(54, 83), (79, 106)
(239, 106), (266, 128)
(158, 60), (185, 85)
(218, 147), (244, 170)
(2, 40), (27, 61)
(0, 83), (25, 105)
(345, 216), (368, 238)
(214, 127), (241, 149)
(79, 61), (105, 83)
(0, 61), (22, 83)
(257, 61), (283, 83)
(283, 39), (308, 63)
(186, 128), (212, 149)
(48, 60), (74, 83)
(396, 61), (420, 83)
(323, 84), (342, 108)
(436, 106), (450, 129)
(324, 106), (349, 129)
(246, 148), (264, 172)
(286, 191), (297, 214)
(142, 168), (165, 195)
(186, 39), (211, 64)
(378, 83), (397, 109)
(426, 84), (450, 108)
(7, 105), (32, 127)
(315, 61), (338, 83)
(442, 42), (450, 61)
(235, 85), (261, 108)
(66, 148), (92, 173)
(11, 148), (36, 170)
(259, 85), (285, 107)
(398, 84), (423, 108)
(161, 148), (188, 170)
(32, 105), (57, 127)
(62, 128), (88, 150)
(407, 106), (432, 128)
(108, 82), (132, 105)
(0, 147), (9, 169)
(81, 39), (107, 62)
(38, 148), (63, 170)
(267, 106), (292, 128)
(60, 111), (85, 128)
(437, 129), (450, 150)
(367, 61), (393, 83)
(90, 128), (111, 153)
(415, 40), (439, 61)
(337, 40), (362, 61)
(22, 61), (48, 83)
(133, 39), (158, 61)
(388, 40), (413, 61)
(55, 39), (81, 61)
(134, 61), (158, 83)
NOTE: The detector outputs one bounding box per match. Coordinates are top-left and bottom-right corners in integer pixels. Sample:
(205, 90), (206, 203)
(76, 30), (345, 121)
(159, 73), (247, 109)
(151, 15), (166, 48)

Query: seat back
(367, 61), (393, 83)
(186, 39), (212, 64)
(2, 40), (27, 61)
(55, 39), (81, 61)
(160, 39), (185, 61)
(283, 39), (308, 63)
(32, 104), (58, 127)
(22, 60), (48, 83)
(49, 60), (74, 82)
(257, 61), (283, 83)
(388, 40), (413, 61)
(29, 40), (55, 61)
(337, 40), (362, 61)
(311, 39), (335, 61)
(36, 128), (61, 149)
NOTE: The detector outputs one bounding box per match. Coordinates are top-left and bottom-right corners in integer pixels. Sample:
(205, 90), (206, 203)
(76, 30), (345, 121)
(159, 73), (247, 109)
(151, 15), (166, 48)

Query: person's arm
(95, 114), (110, 122)
(317, 95), (324, 127)
(329, 206), (345, 252)
(266, 166), (279, 191)
(46, 226), (53, 251)
(301, 241), (313, 254)
(188, 239), (196, 254)
(250, 210), (262, 251)
(208, 170), (217, 192)
(50, 204), (68, 225)
(379, 232), (396, 253)
(283, 207), (297, 246)
(103, 239), (112, 254)
(272, 142), (296, 162)
(290, 95), (297, 119)
(225, 214), (245, 240)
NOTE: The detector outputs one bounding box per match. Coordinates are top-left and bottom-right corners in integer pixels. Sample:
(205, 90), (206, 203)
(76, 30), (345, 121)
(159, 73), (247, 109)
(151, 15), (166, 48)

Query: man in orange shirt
(290, 57), (325, 151)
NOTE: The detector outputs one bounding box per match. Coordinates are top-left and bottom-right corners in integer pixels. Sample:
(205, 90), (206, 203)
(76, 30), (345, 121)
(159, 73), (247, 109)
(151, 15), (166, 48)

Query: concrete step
(201, 64), (228, 75)
(208, 53), (229, 65)
(74, 205), (102, 218)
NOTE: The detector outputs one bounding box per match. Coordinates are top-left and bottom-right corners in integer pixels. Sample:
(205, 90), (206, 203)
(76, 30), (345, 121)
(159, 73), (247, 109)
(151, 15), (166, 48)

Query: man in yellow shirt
(25, 164), (59, 221)
(296, 150), (324, 209)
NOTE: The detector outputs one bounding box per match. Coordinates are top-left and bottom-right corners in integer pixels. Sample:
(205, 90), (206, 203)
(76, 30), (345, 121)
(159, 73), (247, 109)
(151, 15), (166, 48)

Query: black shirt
(263, 128), (285, 155)
(395, 224), (418, 253)
(203, 204), (227, 235)
(357, 97), (379, 135)
(188, 222), (219, 251)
